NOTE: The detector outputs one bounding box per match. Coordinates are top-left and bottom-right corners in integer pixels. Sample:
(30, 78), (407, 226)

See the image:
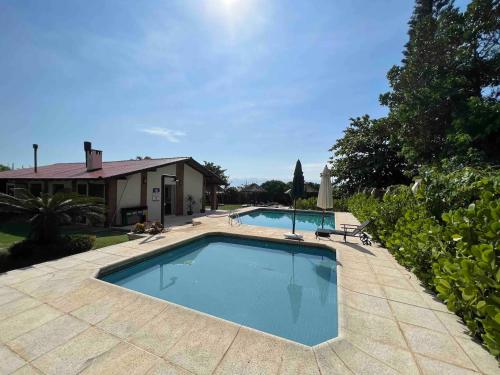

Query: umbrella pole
(292, 198), (297, 234)
(321, 209), (325, 228)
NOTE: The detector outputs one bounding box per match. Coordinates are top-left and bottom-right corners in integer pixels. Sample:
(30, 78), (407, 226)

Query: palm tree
(0, 189), (105, 243)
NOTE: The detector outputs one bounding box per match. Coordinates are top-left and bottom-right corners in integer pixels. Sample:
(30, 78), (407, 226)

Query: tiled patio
(0, 210), (497, 374)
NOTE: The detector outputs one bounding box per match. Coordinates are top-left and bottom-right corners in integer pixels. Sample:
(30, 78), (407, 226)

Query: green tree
(380, 0), (500, 164)
(291, 160), (305, 234)
(261, 180), (288, 202)
(0, 190), (105, 243)
(0, 164), (10, 172)
(203, 161), (229, 185)
(329, 116), (410, 195)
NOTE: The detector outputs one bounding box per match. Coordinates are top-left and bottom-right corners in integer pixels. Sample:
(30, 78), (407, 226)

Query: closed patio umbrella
(317, 165), (333, 228)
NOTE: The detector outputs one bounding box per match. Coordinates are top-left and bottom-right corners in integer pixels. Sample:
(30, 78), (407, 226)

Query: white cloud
(138, 127), (186, 143)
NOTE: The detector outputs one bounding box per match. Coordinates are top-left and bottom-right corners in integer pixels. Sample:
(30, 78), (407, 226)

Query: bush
(295, 197), (318, 210)
(8, 234), (95, 258)
(433, 192), (500, 355)
(386, 207), (448, 286)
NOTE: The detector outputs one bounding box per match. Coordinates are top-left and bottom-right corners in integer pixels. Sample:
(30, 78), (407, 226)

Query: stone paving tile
(164, 316), (239, 375)
(145, 360), (193, 375)
(455, 337), (500, 375)
(415, 354), (480, 375)
(71, 287), (139, 325)
(7, 314), (89, 361)
(0, 287), (24, 306)
(31, 327), (120, 375)
(96, 293), (167, 339)
(0, 268), (52, 286)
(330, 339), (399, 375)
(434, 310), (472, 339)
(343, 329), (420, 375)
(87, 253), (127, 266)
(213, 327), (284, 375)
(376, 273), (416, 291)
(0, 304), (62, 343)
(340, 288), (393, 318)
(47, 279), (111, 313)
(0, 296), (42, 320)
(279, 342), (320, 375)
(383, 286), (429, 308)
(0, 344), (26, 374)
(129, 304), (202, 357)
(79, 341), (161, 375)
(371, 265), (404, 277)
(389, 301), (448, 333)
(340, 268), (379, 284)
(11, 364), (43, 374)
(400, 322), (477, 370)
(341, 305), (407, 349)
(338, 274), (385, 298)
(313, 342), (353, 374)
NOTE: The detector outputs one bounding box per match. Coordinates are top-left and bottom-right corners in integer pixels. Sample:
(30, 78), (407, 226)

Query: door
(164, 185), (176, 215)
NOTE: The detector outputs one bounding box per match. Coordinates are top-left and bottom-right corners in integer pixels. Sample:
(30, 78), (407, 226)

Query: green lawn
(0, 222), (128, 251)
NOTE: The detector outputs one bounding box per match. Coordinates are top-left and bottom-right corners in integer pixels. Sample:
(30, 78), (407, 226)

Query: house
(0, 142), (224, 226)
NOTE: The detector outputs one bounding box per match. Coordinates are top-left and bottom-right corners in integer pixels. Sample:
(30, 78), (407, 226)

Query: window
(88, 183), (105, 198)
(30, 183), (42, 197)
(77, 184), (88, 196)
(6, 183), (15, 196)
(52, 184), (65, 194)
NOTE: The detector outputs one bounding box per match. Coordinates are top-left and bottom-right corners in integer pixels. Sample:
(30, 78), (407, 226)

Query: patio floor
(0, 210), (497, 374)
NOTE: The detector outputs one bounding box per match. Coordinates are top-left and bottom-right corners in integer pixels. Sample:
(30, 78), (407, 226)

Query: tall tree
(329, 116), (410, 195)
(380, 0), (499, 164)
(291, 160), (305, 234)
(0, 164), (10, 172)
(203, 161), (229, 185)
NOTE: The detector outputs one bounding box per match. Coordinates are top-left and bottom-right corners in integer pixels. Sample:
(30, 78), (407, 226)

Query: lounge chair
(315, 220), (372, 245)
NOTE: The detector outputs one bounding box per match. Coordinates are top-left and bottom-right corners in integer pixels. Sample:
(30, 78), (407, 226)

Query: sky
(0, 0), (469, 185)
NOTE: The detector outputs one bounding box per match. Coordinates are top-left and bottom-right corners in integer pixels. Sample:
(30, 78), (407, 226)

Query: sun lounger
(315, 220), (372, 245)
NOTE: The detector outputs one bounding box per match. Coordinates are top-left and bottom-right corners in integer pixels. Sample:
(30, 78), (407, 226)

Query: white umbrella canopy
(317, 165), (333, 228)
(317, 165), (333, 209)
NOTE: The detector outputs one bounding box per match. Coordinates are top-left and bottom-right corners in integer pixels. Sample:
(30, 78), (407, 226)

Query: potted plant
(200, 197), (205, 213)
(186, 195), (196, 215)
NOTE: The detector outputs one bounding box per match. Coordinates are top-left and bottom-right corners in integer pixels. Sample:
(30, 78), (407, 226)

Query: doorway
(164, 184), (176, 215)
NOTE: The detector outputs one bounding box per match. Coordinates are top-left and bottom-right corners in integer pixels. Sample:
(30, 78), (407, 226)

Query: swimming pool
(100, 234), (338, 346)
(238, 209), (335, 231)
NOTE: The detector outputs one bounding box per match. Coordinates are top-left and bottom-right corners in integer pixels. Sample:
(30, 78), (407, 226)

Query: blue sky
(0, 0), (468, 185)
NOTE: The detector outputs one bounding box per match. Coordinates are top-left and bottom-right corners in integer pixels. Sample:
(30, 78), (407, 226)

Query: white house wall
(116, 172), (142, 225)
(146, 164), (176, 222)
(183, 164), (203, 215)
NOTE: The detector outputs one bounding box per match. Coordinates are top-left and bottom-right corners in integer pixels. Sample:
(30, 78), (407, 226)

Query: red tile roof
(0, 158), (190, 180)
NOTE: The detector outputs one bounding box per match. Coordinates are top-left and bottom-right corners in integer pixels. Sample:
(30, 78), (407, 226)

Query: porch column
(175, 162), (184, 216)
(210, 184), (218, 210)
(140, 172), (147, 206)
(105, 179), (117, 227)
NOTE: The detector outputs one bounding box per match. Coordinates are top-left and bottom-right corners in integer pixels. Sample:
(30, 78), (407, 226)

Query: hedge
(347, 166), (500, 356)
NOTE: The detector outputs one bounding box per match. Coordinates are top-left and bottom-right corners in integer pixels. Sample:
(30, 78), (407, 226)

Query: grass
(0, 221), (128, 251)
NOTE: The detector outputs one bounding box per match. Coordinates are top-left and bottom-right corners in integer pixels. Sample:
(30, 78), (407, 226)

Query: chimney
(84, 141), (103, 171)
(33, 144), (38, 173)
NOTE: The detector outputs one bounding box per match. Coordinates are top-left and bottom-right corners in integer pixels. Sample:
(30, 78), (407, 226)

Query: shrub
(433, 192), (500, 355)
(386, 207), (449, 287)
(9, 234), (95, 258)
(295, 197), (318, 210)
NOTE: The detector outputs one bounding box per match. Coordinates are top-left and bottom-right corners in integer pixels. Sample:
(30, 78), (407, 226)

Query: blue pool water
(239, 209), (335, 231)
(101, 235), (338, 346)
